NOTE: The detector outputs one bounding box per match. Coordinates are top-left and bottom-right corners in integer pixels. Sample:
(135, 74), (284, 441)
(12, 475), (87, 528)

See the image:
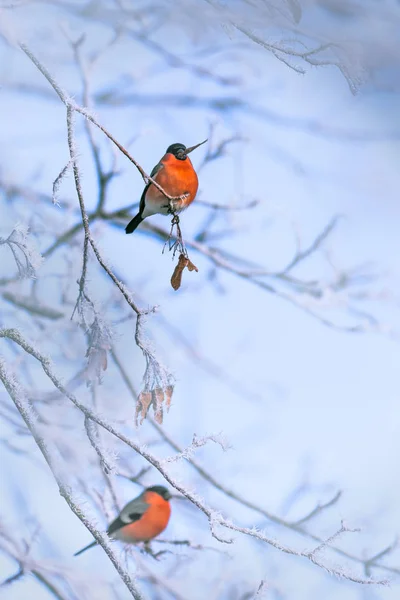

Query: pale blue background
(0, 1), (399, 599)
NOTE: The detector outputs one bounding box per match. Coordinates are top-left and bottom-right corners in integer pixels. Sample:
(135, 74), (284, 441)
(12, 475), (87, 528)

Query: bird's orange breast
(147, 153), (199, 212)
(115, 491), (171, 543)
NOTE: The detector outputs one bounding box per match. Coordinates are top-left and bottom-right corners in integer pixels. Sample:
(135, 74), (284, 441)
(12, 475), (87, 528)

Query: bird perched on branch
(125, 140), (207, 234)
(74, 485), (172, 556)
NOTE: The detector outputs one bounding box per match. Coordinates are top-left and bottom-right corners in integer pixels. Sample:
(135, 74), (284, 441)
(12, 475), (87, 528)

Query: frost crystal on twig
(0, 226), (43, 278)
(162, 432), (231, 464)
(52, 160), (72, 205)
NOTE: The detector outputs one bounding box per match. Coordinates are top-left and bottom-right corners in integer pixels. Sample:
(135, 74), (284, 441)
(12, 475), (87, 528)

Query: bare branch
(293, 491), (342, 526)
(281, 216), (342, 274)
(364, 539), (399, 577)
(2, 291), (66, 320)
(1, 567), (24, 587)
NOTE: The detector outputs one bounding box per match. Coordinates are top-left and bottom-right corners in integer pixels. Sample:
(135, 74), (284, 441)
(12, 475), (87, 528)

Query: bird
(125, 140), (207, 234)
(74, 485), (172, 556)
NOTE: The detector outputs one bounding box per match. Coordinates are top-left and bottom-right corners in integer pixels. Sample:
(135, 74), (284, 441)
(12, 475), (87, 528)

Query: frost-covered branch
(161, 433), (231, 465)
(20, 43), (192, 205)
(1, 7), (398, 598)
(84, 415), (117, 476)
(15, 45), (389, 336)
(64, 104), (141, 316)
(0, 354), (146, 600)
(15, 43), (176, 420)
(52, 161), (72, 206)
(306, 521), (360, 561)
(0, 328), (393, 585)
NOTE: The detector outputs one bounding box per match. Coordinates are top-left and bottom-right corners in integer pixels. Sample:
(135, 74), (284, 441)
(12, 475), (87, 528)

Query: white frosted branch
(0, 353), (146, 600)
(52, 160), (72, 205)
(20, 43), (191, 204)
(162, 432), (231, 464)
(306, 521), (360, 560)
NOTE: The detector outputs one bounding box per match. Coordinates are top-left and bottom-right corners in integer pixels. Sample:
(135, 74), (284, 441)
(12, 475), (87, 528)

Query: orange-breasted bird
(74, 485), (172, 556)
(125, 140), (207, 234)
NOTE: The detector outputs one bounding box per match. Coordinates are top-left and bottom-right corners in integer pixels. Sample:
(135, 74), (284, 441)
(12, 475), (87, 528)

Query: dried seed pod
(171, 253), (198, 290)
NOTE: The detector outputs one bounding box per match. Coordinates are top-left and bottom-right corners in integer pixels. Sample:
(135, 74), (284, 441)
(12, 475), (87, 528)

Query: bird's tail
(74, 540), (98, 556)
(125, 212), (143, 234)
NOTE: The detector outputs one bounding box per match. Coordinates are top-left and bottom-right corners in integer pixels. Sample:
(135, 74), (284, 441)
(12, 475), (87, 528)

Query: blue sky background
(0, 1), (399, 599)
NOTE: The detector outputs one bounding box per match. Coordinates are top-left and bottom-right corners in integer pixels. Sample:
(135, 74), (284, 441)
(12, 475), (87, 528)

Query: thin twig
(293, 491), (342, 526)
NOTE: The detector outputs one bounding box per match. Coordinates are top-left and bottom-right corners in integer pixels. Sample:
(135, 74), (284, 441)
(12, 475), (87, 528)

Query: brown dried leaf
(186, 258), (198, 272)
(164, 384), (174, 412)
(152, 388), (165, 424)
(135, 386), (174, 426)
(135, 391), (153, 427)
(171, 253), (188, 290)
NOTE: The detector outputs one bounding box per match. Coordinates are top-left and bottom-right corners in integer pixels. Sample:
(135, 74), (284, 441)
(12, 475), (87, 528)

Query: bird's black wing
(107, 496), (149, 537)
(125, 161), (165, 233)
(139, 161), (164, 213)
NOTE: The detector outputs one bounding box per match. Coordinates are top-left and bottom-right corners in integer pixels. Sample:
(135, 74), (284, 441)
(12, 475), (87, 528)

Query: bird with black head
(125, 140), (207, 234)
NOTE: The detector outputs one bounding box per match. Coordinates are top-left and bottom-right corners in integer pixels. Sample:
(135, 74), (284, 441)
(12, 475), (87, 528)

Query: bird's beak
(185, 139), (208, 154)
